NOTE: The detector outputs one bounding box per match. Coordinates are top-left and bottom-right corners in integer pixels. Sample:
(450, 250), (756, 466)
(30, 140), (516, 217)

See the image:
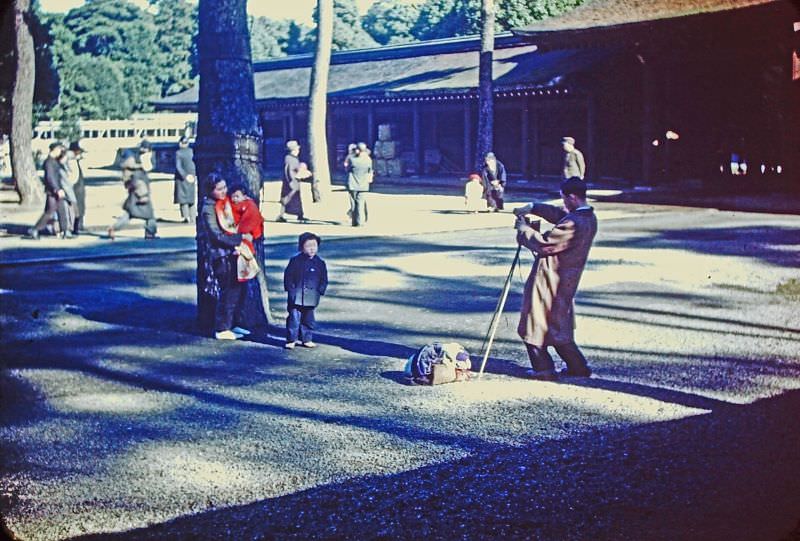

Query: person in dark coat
(513, 177), (597, 381)
(66, 141), (87, 235)
(107, 153), (158, 240)
(28, 142), (72, 240)
(174, 136), (197, 223)
(277, 140), (307, 223)
(283, 232), (328, 349)
(481, 151), (506, 212)
(346, 142), (373, 226)
(200, 174), (254, 340)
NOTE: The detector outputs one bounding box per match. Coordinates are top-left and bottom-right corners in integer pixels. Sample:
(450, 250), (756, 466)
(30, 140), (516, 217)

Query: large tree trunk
(308, 0), (333, 195)
(475, 0), (494, 170)
(10, 0), (42, 205)
(196, 0), (269, 333)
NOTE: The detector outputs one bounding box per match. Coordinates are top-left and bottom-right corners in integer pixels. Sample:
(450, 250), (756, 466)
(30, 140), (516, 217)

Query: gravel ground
(1, 194), (799, 540)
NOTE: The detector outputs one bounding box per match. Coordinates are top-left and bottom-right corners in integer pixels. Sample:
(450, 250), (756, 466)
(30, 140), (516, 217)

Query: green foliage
(150, 0), (198, 96)
(363, 0), (420, 45)
(311, 0), (378, 51)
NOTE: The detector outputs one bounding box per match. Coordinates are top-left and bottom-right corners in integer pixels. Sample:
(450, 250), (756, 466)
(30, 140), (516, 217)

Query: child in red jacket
(229, 185), (264, 281)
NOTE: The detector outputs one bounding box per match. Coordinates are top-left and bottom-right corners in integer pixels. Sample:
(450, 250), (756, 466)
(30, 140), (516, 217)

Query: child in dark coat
(283, 232), (328, 349)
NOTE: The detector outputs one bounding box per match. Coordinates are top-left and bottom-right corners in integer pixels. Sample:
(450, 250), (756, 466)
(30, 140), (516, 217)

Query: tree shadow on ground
(63, 389), (800, 541)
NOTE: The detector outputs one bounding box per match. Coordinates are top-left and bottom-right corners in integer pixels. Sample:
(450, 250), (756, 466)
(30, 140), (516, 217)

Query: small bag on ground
(404, 342), (471, 385)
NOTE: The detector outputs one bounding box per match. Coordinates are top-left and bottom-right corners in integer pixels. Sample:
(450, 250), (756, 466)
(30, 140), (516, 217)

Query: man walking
(66, 141), (86, 235)
(27, 142), (72, 240)
(513, 177), (597, 380)
(561, 136), (586, 180)
(346, 142), (373, 227)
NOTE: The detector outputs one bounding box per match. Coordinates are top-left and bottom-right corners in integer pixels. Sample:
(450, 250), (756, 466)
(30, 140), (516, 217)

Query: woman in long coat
(277, 140), (306, 222)
(174, 137), (197, 222)
(513, 178), (597, 379)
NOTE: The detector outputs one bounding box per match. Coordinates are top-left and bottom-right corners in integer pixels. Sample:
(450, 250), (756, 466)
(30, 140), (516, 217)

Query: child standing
(283, 232), (328, 349)
(464, 173), (485, 213)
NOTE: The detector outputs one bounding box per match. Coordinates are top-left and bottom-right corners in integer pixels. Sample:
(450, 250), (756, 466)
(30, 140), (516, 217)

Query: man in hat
(174, 136), (197, 223)
(481, 151), (507, 212)
(138, 139), (154, 173)
(277, 140), (308, 223)
(27, 142), (72, 240)
(346, 142), (373, 226)
(562, 137), (585, 180)
(65, 141), (86, 235)
(513, 177), (596, 380)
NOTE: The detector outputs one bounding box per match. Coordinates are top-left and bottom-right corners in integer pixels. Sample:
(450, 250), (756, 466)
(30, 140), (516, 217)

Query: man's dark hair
(298, 231), (321, 251)
(560, 177), (587, 198)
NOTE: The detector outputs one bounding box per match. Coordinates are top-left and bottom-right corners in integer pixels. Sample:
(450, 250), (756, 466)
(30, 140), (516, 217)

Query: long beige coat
(517, 204), (597, 346)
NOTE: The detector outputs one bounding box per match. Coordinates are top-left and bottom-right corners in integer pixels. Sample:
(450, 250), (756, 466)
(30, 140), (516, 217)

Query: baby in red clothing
(229, 185), (265, 281)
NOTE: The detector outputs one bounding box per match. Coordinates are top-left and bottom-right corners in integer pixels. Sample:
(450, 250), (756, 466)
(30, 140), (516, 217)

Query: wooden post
(367, 103), (375, 147)
(587, 95), (596, 182)
(521, 99), (530, 177)
(413, 101), (422, 175)
(531, 99), (540, 179)
(463, 100), (472, 172)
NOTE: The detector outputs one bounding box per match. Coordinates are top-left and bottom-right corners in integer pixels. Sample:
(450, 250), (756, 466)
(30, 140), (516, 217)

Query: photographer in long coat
(513, 177), (597, 380)
(174, 136), (197, 223)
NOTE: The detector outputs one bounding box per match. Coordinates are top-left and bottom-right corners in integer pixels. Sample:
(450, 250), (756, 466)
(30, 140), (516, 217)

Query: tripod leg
(478, 245), (522, 378)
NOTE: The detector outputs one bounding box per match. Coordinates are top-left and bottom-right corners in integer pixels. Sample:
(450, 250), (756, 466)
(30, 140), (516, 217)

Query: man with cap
(174, 136), (197, 223)
(27, 142), (72, 240)
(65, 141), (86, 235)
(480, 151), (507, 212)
(138, 139), (154, 173)
(277, 140), (308, 223)
(512, 177), (596, 380)
(562, 136), (586, 180)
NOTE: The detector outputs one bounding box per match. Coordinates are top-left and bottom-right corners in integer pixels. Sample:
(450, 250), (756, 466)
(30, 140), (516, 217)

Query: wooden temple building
(156, 0), (799, 185)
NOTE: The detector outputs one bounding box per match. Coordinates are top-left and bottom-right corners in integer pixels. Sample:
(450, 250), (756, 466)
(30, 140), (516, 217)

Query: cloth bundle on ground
(404, 342), (472, 385)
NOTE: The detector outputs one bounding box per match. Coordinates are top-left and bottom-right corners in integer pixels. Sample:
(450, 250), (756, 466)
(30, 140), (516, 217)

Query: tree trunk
(308, 0), (333, 195)
(196, 0), (269, 333)
(475, 0), (494, 170)
(10, 0), (42, 205)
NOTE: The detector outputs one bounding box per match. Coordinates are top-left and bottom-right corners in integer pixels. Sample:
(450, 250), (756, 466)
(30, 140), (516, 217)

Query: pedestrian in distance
(27, 142), (72, 240)
(283, 232), (328, 350)
(138, 139), (154, 173)
(346, 142), (373, 227)
(66, 141), (87, 235)
(200, 174), (254, 340)
(464, 173), (485, 213)
(481, 151), (506, 212)
(513, 177), (597, 381)
(107, 153), (158, 240)
(561, 136), (586, 180)
(174, 136), (197, 223)
(277, 140), (308, 223)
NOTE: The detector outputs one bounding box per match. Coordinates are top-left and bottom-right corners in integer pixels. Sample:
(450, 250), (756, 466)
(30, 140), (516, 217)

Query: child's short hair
(228, 183), (248, 197)
(298, 231), (321, 250)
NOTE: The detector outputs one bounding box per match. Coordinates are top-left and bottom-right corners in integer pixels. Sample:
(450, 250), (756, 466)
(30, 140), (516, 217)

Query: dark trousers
(112, 211), (158, 237)
(526, 342), (590, 374)
(286, 304), (316, 343)
(348, 190), (367, 226)
(33, 194), (70, 234)
(179, 203), (195, 222)
(486, 189), (504, 211)
(213, 255), (247, 332)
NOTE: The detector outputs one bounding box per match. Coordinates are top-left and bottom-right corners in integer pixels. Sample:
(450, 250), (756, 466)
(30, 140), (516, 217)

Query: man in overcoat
(28, 142), (71, 239)
(481, 151), (506, 212)
(513, 177), (597, 380)
(174, 136), (197, 223)
(277, 140), (307, 223)
(347, 142), (373, 226)
(66, 141), (87, 235)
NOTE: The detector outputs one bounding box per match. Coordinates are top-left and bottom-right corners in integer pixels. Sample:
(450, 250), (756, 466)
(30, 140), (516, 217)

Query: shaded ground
(1, 189), (799, 540)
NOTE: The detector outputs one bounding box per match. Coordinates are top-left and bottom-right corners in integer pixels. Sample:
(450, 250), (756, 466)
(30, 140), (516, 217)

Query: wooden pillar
(287, 111), (295, 139)
(587, 95), (596, 182)
(463, 100), (472, 173)
(521, 99), (530, 177)
(367, 103), (375, 146)
(413, 101), (422, 175)
(348, 110), (356, 142)
(530, 99), (540, 178)
(641, 52), (656, 184)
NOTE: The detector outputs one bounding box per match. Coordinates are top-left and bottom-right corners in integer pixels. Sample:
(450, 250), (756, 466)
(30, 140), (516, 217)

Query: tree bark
(196, 0), (269, 332)
(475, 0), (494, 170)
(308, 0), (333, 195)
(10, 0), (43, 205)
